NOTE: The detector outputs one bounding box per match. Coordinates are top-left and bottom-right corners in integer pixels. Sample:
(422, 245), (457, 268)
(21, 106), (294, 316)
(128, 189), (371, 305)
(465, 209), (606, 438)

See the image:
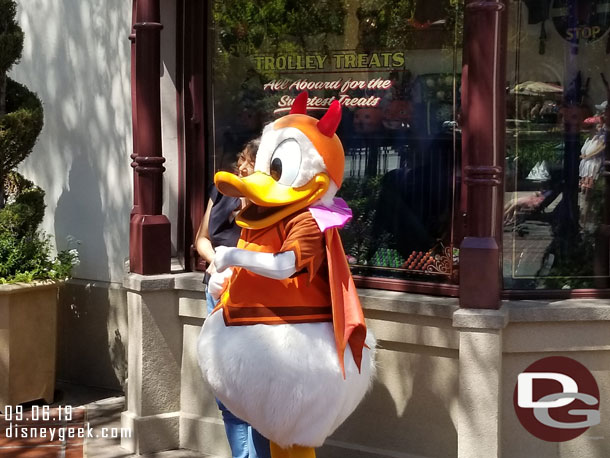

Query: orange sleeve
(280, 211), (326, 281)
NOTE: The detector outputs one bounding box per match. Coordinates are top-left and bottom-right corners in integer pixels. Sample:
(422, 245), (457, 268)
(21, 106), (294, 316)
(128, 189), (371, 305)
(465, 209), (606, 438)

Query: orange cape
(326, 227), (366, 377)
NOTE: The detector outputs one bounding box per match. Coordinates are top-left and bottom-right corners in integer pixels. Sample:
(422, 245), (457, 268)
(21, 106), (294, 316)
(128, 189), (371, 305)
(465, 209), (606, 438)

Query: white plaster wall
(12, 0), (133, 283)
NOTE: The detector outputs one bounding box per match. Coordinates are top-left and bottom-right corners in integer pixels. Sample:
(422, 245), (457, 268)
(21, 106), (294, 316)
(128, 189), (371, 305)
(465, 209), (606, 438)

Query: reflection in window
(504, 0), (610, 289)
(210, 0), (463, 283)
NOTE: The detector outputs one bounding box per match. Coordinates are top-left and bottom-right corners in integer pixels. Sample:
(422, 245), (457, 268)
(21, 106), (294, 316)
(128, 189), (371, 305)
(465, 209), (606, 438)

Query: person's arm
(195, 198), (216, 266)
(580, 138), (606, 159)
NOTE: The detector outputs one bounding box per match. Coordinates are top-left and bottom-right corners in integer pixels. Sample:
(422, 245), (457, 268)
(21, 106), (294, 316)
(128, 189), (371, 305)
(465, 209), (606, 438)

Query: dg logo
(513, 356), (601, 442)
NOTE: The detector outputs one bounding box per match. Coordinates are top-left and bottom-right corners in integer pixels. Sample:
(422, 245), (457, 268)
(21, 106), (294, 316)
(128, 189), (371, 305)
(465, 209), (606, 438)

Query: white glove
(213, 246), (296, 280)
(213, 246), (235, 273)
(207, 267), (233, 300)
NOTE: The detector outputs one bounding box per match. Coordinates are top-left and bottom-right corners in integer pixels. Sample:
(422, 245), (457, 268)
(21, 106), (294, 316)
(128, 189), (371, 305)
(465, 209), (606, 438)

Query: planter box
(0, 282), (59, 406)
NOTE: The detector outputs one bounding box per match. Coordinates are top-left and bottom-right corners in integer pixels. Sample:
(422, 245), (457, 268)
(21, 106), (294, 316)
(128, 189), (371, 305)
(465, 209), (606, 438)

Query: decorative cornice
(466, 1), (505, 12)
(133, 22), (163, 31)
(463, 165), (503, 186)
(133, 156), (166, 175)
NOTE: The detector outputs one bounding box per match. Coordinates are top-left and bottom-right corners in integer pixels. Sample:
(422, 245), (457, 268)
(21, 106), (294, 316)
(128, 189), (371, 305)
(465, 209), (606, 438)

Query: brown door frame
(177, 0), (208, 271)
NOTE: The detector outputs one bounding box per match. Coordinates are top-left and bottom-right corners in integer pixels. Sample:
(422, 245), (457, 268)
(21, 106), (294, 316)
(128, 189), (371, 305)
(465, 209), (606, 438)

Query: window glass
(210, 0), (464, 284)
(504, 0), (610, 289)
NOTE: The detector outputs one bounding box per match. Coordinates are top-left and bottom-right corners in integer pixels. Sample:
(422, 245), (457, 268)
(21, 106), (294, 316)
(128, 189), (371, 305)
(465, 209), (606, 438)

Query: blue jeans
(206, 292), (271, 458)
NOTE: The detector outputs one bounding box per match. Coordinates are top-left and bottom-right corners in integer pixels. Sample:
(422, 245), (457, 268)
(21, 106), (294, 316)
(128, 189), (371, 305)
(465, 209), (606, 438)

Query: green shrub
(0, 174), (79, 283)
(0, 175), (45, 237)
(0, 79), (43, 181)
(0, 232), (79, 284)
(0, 1), (74, 283)
(0, 0), (24, 75)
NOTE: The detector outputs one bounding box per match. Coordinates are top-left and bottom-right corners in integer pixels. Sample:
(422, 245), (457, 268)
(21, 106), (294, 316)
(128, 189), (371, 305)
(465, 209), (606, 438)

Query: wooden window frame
(174, 0), (610, 302)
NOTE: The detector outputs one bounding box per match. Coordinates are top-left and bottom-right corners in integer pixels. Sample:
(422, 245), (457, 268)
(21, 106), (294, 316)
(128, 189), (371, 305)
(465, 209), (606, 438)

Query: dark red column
(459, 0), (507, 308)
(129, 0), (139, 217)
(129, 0), (171, 275)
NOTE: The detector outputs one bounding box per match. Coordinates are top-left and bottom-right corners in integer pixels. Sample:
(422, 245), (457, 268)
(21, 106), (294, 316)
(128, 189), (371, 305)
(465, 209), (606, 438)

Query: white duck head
(215, 91), (345, 229)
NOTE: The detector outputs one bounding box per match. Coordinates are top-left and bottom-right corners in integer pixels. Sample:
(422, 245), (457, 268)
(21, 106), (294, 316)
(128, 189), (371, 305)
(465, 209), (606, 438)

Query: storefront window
(504, 0), (610, 289)
(210, 0), (464, 284)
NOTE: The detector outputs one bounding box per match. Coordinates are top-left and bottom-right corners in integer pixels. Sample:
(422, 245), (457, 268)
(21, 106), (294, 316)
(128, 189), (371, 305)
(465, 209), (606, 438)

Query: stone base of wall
(121, 410), (180, 455)
(179, 413), (231, 457)
(57, 279), (128, 390)
(122, 271), (610, 458)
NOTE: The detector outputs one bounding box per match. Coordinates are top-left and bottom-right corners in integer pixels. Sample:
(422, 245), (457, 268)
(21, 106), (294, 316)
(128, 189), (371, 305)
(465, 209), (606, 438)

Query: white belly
(197, 310), (375, 448)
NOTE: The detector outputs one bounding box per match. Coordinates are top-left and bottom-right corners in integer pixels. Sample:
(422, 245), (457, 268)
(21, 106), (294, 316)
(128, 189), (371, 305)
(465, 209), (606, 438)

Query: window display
(504, 0), (610, 289)
(210, 0), (463, 284)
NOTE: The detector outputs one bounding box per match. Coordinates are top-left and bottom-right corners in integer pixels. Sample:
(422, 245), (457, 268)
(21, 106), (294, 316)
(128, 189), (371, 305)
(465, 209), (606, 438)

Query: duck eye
(270, 157), (282, 181)
(269, 139), (301, 186)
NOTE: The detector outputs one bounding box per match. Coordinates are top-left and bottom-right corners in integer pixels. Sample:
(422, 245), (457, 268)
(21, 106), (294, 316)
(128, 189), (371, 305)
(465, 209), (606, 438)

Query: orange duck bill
(214, 170), (330, 230)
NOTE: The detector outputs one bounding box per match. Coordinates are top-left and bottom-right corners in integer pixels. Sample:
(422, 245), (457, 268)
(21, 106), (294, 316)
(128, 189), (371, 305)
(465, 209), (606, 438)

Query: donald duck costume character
(198, 92), (376, 458)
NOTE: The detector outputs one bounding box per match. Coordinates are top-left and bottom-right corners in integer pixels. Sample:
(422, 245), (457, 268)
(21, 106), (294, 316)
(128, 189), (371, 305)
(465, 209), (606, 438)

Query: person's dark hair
(233, 138), (260, 173)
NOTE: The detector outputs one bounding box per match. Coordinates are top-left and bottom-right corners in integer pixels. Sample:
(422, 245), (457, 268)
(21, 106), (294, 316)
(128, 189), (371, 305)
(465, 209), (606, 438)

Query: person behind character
(579, 109), (606, 191)
(195, 138), (270, 458)
(371, 131), (454, 260)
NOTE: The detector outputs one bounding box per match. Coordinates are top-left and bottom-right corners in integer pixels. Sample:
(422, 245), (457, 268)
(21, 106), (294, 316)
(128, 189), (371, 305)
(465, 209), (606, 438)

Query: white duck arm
(214, 246), (296, 280)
